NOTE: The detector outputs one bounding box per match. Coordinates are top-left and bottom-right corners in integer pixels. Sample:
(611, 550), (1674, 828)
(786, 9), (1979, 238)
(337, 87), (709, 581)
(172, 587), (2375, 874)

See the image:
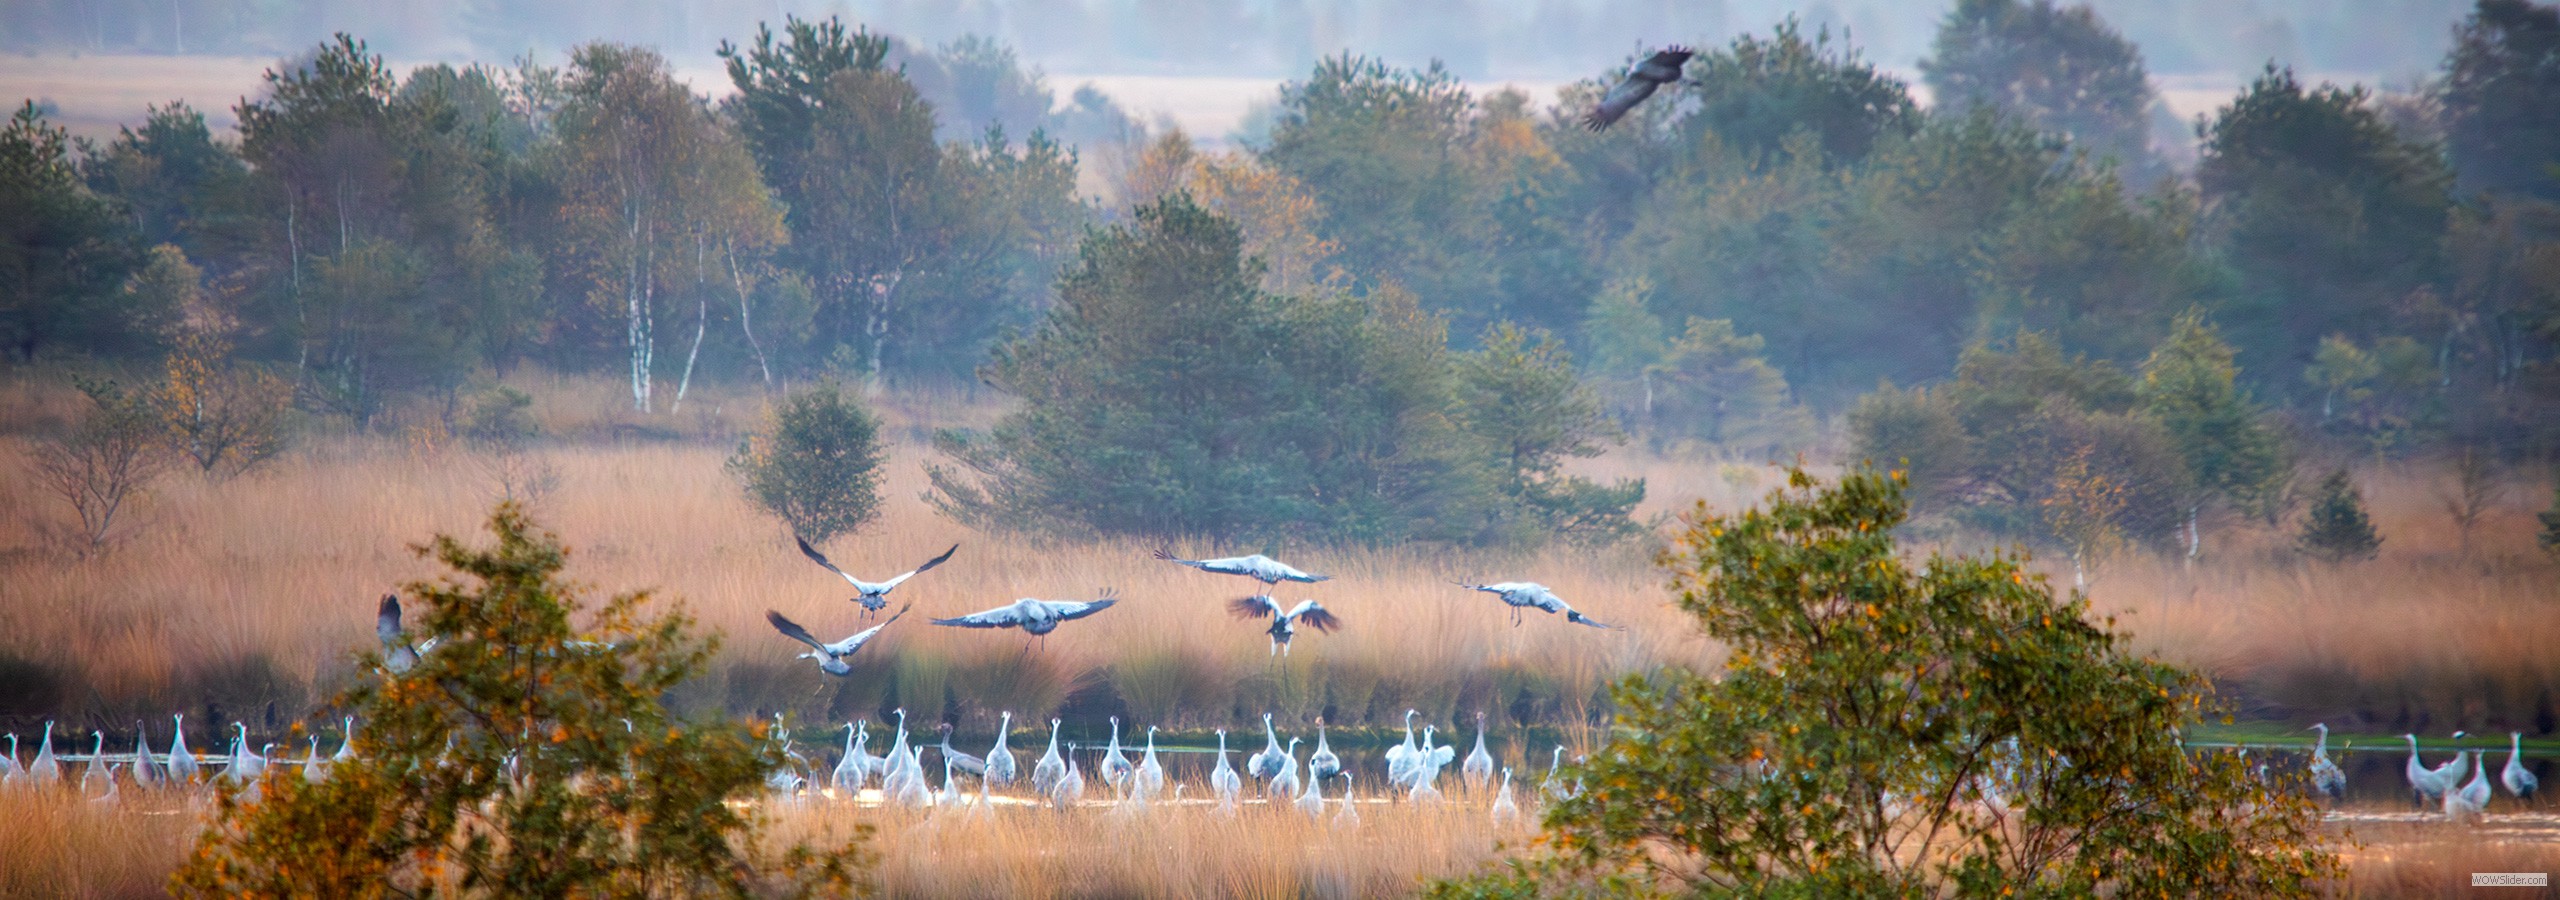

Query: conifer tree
(2297, 468), (2382, 562)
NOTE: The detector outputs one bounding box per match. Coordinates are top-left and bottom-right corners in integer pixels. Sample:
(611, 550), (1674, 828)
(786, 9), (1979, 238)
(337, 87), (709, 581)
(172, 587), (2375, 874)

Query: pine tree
(2297, 468), (2382, 562)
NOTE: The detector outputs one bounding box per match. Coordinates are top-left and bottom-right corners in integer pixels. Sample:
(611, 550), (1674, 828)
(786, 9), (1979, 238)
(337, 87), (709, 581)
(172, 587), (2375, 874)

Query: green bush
(2297, 467), (2382, 563)
(1431, 469), (2333, 898)
(728, 382), (885, 543)
(173, 503), (870, 897)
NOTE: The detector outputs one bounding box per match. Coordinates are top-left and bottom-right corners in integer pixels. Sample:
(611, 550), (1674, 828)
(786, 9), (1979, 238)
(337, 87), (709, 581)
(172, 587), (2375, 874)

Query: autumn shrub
(1431, 469), (2335, 899)
(727, 381), (885, 543)
(171, 502), (870, 898)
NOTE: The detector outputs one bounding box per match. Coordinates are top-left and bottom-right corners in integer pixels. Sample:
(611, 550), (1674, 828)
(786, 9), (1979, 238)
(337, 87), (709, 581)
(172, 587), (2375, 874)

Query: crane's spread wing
(377, 594), (404, 645)
(1050, 597), (1118, 621)
(932, 603), (1026, 629)
(1274, 562), (1330, 584)
(829, 603), (909, 654)
(1294, 602), (1342, 634)
(1229, 594), (1282, 620)
(765, 610), (829, 651)
(795, 536), (857, 583)
(1639, 47), (1695, 80)
(878, 544), (958, 591)
(1582, 78), (1657, 130)
(1151, 547), (1209, 569)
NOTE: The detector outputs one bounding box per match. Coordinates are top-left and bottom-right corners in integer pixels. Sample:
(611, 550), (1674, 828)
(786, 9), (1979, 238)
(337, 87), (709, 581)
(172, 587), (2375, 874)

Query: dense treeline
(6, 1), (2560, 552)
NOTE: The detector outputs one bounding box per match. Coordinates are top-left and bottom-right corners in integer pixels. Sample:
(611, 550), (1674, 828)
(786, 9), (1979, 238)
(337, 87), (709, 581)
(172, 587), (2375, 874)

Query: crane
(1307, 721), (1341, 782)
(2504, 732), (2538, 801)
(1582, 47), (1695, 130)
(1051, 744), (1085, 810)
(795, 537), (957, 616)
(128, 722), (162, 789)
(1452, 581), (1617, 629)
(378, 594), (439, 674)
(1211, 729), (1242, 813)
(1334, 773), (1361, 830)
(984, 711), (1018, 786)
(1154, 548), (1330, 585)
(1136, 726), (1167, 802)
(1227, 594), (1341, 655)
(844, 721), (885, 792)
(930, 593), (1119, 647)
(28, 721), (61, 785)
(1491, 767), (1520, 825)
(1463, 712), (1495, 794)
(2446, 750), (2491, 823)
(1099, 716), (1135, 796)
(1386, 710), (1418, 788)
(166, 715), (197, 784)
(2307, 723), (2345, 802)
(937, 722), (986, 776)
(1269, 737), (1303, 802)
(1293, 747), (1326, 819)
(766, 604), (906, 675)
(1247, 714), (1286, 796)
(1032, 719), (1067, 798)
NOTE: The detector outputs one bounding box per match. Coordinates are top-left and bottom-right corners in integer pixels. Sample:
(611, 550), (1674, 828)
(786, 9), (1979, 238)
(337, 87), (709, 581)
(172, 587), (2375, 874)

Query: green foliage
(720, 16), (1084, 380)
(1, 101), (148, 360)
(2198, 65), (2452, 387)
(933, 194), (1632, 546)
(1454, 322), (1644, 543)
(1923, 0), (2162, 181)
(1430, 470), (2335, 898)
(1264, 54), (1497, 332)
(1644, 317), (1813, 454)
(2137, 310), (2288, 553)
(171, 504), (870, 898)
(1847, 383), (1970, 503)
(2443, 0), (2560, 202)
(81, 102), (255, 256)
(1849, 332), (2190, 548)
(728, 382), (886, 544)
(1683, 19), (1922, 169)
(2296, 468), (2383, 562)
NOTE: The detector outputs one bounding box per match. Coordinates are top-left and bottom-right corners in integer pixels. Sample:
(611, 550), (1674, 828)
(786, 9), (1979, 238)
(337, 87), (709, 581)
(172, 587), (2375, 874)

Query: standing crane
(2503, 732), (2539, 801)
(833, 723), (869, 792)
(1247, 714), (1287, 796)
(2307, 723), (2346, 802)
(1210, 730), (1243, 812)
(1050, 743), (1085, 810)
(1293, 748), (1326, 819)
(1135, 726), (1167, 802)
(1032, 719), (1066, 798)
(1490, 767), (1521, 825)
(1307, 721), (1341, 782)
(1334, 773), (1361, 830)
(1099, 716), (1135, 797)
(794, 538), (958, 616)
(1462, 712), (1495, 794)
(2446, 750), (2491, 823)
(937, 723), (986, 776)
(166, 715), (197, 784)
(984, 711), (1019, 786)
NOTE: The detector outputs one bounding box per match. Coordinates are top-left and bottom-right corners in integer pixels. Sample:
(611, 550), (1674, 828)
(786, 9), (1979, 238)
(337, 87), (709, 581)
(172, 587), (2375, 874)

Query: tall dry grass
(1, 369), (2552, 741)
(0, 370), (1721, 739)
